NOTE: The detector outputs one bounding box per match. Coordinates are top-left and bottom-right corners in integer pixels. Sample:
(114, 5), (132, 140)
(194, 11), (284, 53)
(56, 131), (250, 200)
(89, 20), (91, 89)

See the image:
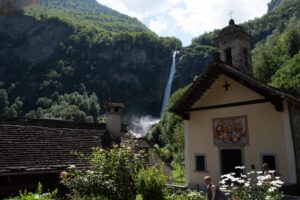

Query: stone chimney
(213, 19), (253, 76)
(104, 101), (124, 143)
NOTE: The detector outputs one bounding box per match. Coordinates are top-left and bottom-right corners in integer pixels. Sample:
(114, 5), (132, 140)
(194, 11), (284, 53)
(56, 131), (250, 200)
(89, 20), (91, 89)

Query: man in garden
(204, 176), (227, 200)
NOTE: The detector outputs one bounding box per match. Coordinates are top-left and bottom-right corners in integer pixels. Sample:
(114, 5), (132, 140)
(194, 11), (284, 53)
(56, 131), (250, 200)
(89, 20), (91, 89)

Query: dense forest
(0, 0), (181, 122)
(152, 0), (300, 163)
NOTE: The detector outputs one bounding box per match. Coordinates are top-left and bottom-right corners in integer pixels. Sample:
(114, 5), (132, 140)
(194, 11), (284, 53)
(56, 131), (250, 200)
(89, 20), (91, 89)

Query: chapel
(170, 19), (300, 190)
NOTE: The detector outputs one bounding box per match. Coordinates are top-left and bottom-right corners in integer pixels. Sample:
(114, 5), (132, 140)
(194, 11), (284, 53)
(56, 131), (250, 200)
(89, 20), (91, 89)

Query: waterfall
(160, 51), (178, 117)
(129, 51), (178, 138)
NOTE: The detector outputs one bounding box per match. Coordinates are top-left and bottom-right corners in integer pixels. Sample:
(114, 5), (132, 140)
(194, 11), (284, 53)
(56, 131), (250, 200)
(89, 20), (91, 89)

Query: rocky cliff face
(0, 15), (175, 118)
(171, 45), (214, 92)
(0, 15), (70, 65)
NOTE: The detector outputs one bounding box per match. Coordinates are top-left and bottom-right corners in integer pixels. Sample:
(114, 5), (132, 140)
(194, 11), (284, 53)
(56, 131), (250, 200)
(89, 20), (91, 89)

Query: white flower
(86, 170), (94, 175)
(237, 179), (245, 184)
(262, 175), (272, 181)
(244, 182), (250, 187)
(268, 186), (277, 193)
(257, 181), (263, 186)
(68, 164), (76, 169)
(271, 180), (284, 188)
(265, 195), (271, 200)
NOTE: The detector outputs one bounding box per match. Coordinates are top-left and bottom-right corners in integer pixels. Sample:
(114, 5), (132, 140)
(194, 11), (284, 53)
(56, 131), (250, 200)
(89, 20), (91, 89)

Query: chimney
(104, 101), (124, 143)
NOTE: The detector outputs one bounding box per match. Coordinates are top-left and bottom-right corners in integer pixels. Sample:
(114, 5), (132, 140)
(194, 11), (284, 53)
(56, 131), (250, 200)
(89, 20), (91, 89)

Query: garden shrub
(7, 182), (57, 200)
(61, 140), (146, 200)
(135, 166), (167, 200)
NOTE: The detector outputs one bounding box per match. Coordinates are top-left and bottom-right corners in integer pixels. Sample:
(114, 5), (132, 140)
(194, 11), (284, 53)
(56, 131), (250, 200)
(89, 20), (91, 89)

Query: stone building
(170, 20), (300, 190)
(0, 101), (125, 198)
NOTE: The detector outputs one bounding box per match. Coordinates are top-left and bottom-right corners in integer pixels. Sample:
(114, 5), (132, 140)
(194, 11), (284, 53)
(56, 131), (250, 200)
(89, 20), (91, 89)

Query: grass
(171, 161), (185, 184)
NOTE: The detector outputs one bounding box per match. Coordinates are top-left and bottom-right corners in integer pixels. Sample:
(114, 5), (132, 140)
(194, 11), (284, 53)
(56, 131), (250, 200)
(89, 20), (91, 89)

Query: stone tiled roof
(0, 118), (108, 175)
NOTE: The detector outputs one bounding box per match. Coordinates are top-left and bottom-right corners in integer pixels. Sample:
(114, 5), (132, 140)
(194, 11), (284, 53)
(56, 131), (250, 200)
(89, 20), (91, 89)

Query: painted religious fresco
(213, 116), (248, 145)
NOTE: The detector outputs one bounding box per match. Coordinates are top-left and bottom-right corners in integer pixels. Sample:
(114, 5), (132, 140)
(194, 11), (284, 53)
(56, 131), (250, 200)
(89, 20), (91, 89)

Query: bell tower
(213, 19), (253, 76)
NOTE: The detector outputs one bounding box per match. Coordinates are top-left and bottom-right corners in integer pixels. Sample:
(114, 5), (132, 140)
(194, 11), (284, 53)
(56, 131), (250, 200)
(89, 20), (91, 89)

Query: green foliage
(253, 16), (300, 83)
(271, 50), (300, 95)
(171, 161), (185, 184)
(0, 89), (9, 115)
(25, 0), (149, 33)
(148, 85), (189, 163)
(61, 140), (146, 200)
(252, 31), (289, 83)
(135, 166), (168, 200)
(0, 88), (23, 117)
(191, 32), (215, 46)
(7, 182), (57, 200)
(26, 92), (101, 122)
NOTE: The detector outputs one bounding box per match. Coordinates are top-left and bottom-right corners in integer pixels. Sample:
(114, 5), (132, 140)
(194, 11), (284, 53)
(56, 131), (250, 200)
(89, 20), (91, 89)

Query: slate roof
(0, 118), (109, 175)
(170, 61), (300, 116)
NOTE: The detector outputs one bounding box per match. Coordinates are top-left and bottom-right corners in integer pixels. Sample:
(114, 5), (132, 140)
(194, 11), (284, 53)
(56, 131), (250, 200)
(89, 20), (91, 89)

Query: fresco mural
(213, 116), (248, 145)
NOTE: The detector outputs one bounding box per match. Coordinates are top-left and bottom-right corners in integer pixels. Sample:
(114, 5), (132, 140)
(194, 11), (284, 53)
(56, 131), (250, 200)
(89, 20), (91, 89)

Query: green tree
(271, 51), (300, 95)
(0, 89), (9, 116)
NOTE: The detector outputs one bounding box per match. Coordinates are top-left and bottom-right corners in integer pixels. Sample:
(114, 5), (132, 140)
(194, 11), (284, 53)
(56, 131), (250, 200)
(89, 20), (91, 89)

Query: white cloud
(149, 17), (168, 34)
(97, 0), (270, 45)
(168, 0), (270, 36)
(97, 0), (182, 19)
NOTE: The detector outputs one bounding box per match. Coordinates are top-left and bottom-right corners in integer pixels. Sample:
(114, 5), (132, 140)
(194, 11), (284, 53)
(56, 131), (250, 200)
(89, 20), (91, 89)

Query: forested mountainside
(173, 0), (300, 95)
(0, 0), (181, 121)
(27, 0), (149, 33)
(152, 0), (300, 163)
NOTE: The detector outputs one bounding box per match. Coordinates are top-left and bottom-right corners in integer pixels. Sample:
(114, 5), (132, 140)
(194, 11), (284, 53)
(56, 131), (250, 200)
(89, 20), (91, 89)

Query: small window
(195, 154), (206, 171)
(225, 48), (232, 65)
(243, 48), (249, 68)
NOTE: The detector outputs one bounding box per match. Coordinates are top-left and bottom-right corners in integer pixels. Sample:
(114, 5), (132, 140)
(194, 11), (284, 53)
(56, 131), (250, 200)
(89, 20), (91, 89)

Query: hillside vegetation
(26, 0), (149, 33)
(0, 0), (181, 121)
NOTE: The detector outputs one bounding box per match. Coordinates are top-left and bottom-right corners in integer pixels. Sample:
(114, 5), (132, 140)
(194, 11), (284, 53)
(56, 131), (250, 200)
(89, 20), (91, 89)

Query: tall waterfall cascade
(160, 51), (178, 117)
(129, 51), (178, 138)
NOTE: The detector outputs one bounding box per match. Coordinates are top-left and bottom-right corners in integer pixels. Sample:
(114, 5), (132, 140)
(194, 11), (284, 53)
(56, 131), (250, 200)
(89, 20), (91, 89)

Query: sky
(97, 0), (271, 46)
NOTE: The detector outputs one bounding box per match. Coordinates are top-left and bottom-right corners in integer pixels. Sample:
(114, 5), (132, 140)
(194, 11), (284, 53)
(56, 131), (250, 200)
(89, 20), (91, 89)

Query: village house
(170, 19), (300, 189)
(0, 102), (125, 197)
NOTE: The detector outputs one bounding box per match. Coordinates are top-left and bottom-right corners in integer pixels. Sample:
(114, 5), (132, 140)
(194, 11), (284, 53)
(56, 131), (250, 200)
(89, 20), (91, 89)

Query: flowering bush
(61, 140), (146, 200)
(219, 166), (284, 200)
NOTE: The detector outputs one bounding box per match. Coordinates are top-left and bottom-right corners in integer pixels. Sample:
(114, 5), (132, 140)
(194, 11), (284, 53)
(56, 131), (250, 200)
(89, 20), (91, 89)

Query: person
(204, 176), (227, 200)
(262, 163), (270, 175)
(262, 163), (275, 180)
